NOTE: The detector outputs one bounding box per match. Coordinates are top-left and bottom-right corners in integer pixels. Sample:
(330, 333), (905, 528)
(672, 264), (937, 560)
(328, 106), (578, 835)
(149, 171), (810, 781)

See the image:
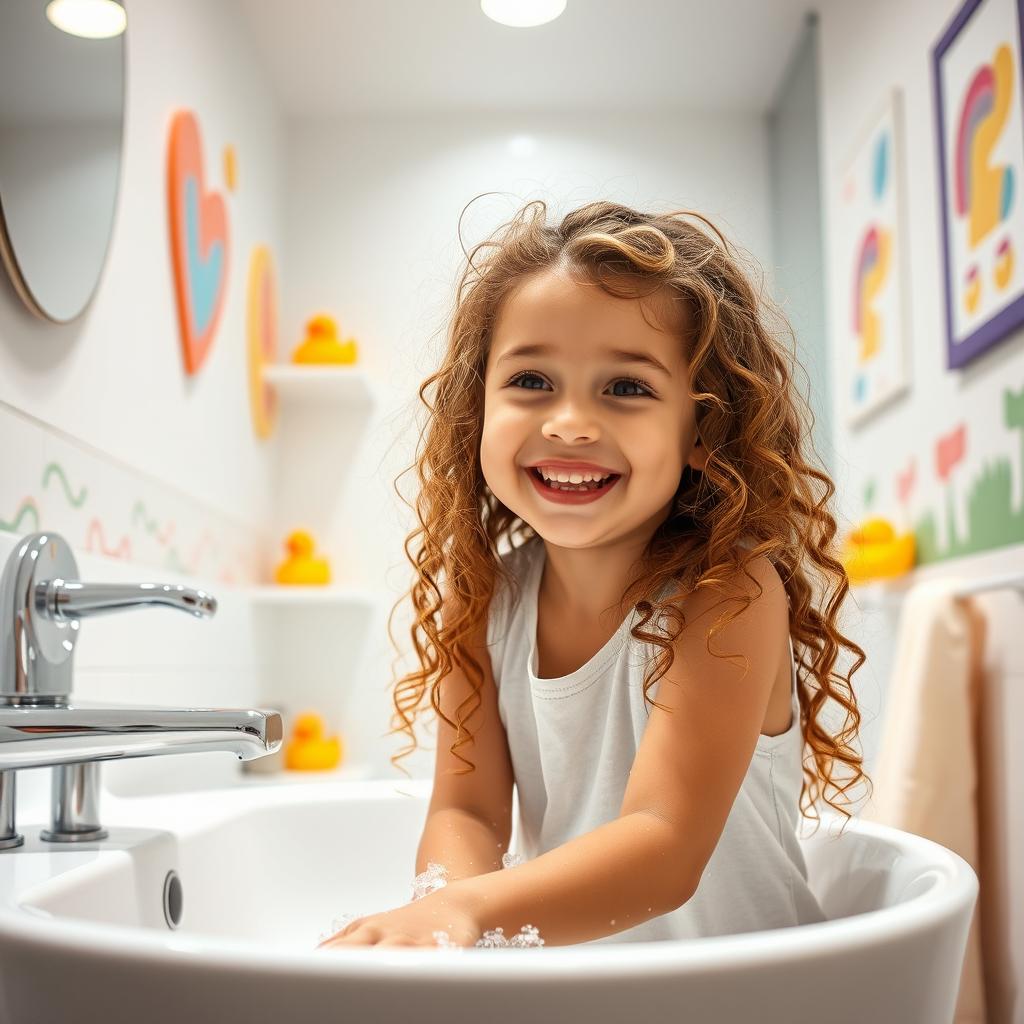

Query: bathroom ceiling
(233, 0), (820, 117)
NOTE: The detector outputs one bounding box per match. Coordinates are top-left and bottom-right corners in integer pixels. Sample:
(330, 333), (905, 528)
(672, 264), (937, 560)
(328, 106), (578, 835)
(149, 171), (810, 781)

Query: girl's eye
(504, 370), (655, 398)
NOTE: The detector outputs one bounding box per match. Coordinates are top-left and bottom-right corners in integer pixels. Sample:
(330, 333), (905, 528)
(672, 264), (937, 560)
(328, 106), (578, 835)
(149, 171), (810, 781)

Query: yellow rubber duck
(840, 517), (915, 583)
(274, 530), (331, 585)
(292, 314), (359, 365)
(285, 712), (343, 771)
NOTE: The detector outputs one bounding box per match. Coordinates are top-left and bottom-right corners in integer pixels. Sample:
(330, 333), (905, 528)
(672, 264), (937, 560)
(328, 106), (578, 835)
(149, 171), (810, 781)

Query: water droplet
(474, 923), (545, 949)
(315, 911), (358, 945)
(432, 929), (468, 951)
(410, 862), (449, 901)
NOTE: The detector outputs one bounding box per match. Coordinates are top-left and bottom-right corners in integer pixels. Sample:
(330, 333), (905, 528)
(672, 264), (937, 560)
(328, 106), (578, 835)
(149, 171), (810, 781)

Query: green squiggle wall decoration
(0, 499), (40, 534)
(3, 444), (263, 582)
(42, 463), (88, 507)
(164, 548), (190, 574)
(131, 500), (176, 545)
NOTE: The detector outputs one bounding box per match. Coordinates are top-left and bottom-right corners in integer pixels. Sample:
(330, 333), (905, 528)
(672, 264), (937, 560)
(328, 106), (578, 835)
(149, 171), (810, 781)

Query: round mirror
(0, 1), (126, 323)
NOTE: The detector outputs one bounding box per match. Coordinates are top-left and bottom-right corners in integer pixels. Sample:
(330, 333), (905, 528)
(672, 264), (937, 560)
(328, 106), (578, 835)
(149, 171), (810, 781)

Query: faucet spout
(43, 581), (218, 620)
(0, 703), (282, 772)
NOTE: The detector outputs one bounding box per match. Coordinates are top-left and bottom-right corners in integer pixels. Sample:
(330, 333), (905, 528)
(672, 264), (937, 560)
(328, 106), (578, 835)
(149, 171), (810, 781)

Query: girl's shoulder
(486, 537), (540, 655)
(491, 535), (540, 603)
(496, 534), (542, 576)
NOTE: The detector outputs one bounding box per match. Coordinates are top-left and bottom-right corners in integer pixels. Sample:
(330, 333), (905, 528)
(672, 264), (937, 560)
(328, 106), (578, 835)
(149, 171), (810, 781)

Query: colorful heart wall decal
(167, 110), (229, 376)
(247, 245), (279, 439)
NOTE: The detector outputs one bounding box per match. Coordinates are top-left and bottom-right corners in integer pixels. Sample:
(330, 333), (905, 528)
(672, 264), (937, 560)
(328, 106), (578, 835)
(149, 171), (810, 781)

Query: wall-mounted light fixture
(480, 0), (567, 28)
(45, 0), (126, 40)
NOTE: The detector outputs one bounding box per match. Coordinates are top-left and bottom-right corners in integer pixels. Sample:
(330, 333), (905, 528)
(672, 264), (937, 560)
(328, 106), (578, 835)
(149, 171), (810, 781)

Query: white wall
(0, 0), (780, 791)
(281, 109), (777, 779)
(0, 0), (286, 815)
(819, 0), (1024, 546)
(0, 0), (284, 579)
(769, 16), (832, 480)
(818, 1), (1024, 1018)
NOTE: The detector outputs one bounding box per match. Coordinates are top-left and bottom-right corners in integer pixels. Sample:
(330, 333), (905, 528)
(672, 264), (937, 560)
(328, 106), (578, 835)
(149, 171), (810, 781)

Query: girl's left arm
(449, 809), (701, 945)
(322, 553), (788, 949)
(445, 554), (792, 946)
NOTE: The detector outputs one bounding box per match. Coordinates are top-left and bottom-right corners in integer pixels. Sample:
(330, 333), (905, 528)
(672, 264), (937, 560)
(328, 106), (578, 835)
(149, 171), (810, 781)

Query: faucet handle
(1, 532), (218, 704)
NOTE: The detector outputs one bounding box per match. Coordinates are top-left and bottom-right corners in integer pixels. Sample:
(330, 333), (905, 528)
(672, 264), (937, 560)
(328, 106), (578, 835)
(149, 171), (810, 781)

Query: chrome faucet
(0, 532), (283, 850)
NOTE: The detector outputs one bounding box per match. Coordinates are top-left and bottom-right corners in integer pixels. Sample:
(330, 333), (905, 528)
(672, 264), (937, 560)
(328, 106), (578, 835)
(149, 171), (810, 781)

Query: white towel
(860, 577), (987, 1024)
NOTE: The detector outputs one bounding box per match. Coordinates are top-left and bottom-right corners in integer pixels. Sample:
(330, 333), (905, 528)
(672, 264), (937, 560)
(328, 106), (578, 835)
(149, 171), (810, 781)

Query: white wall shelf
(262, 362), (380, 550)
(251, 360), (384, 778)
(245, 585), (379, 607)
(263, 364), (375, 406)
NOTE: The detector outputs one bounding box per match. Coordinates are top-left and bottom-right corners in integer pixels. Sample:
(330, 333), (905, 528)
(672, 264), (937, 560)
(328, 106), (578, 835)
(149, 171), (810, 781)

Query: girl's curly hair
(384, 195), (871, 835)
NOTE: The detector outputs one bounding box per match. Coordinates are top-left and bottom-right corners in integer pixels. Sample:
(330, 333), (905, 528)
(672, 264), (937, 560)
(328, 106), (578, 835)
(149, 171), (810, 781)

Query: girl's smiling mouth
(525, 466), (622, 505)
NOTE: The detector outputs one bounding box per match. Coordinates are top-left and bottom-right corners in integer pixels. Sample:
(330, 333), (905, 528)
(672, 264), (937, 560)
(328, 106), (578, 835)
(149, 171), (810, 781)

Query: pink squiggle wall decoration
(186, 529), (218, 574)
(85, 519), (133, 560)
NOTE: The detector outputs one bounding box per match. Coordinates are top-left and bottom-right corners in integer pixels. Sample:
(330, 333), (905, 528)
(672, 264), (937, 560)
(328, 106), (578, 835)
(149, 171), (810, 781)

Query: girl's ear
(688, 435), (709, 473)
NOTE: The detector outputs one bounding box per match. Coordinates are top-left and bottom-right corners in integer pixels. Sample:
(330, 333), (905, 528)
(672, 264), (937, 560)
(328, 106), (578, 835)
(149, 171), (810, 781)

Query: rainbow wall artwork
(837, 90), (911, 428)
(934, 0), (1024, 368)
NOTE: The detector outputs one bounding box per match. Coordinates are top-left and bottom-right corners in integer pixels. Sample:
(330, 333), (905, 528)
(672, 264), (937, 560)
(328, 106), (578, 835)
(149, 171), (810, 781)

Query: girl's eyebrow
(496, 342), (672, 378)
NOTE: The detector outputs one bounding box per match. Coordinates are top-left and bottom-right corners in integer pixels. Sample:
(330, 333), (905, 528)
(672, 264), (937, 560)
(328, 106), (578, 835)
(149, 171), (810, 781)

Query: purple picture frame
(933, 0), (1024, 368)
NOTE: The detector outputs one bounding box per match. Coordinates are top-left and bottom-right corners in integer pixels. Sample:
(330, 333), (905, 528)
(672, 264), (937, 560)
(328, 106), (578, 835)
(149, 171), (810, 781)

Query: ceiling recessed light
(45, 0), (126, 40)
(481, 0), (567, 28)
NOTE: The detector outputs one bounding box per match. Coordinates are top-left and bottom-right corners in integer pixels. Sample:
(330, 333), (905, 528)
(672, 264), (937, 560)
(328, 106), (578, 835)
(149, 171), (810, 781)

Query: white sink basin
(0, 778), (977, 1024)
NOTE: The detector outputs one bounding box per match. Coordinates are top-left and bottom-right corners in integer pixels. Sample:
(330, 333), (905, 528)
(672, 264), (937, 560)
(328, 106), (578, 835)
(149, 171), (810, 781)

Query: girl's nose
(542, 416), (602, 443)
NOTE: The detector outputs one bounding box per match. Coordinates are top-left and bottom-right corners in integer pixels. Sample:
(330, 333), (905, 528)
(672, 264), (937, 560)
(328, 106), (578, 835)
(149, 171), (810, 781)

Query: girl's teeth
(534, 468), (613, 491)
(539, 471), (609, 484)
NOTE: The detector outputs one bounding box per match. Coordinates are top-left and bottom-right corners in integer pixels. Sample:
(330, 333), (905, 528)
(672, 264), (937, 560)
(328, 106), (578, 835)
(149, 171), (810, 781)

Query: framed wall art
(836, 89), (912, 428)
(934, 0), (1024, 368)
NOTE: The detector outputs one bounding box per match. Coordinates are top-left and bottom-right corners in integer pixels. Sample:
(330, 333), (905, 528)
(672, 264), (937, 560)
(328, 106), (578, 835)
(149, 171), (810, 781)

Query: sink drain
(162, 870), (183, 929)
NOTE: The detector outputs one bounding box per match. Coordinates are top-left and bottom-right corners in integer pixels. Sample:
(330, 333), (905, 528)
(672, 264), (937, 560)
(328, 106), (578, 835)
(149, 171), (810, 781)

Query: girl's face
(481, 268), (706, 546)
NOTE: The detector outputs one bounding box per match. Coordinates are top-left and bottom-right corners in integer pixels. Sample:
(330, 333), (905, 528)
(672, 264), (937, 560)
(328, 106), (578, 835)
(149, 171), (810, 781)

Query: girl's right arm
(416, 596), (515, 884)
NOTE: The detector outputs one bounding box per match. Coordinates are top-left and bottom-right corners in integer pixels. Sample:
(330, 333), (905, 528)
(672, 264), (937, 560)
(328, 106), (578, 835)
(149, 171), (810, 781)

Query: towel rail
(854, 571), (1024, 604)
(953, 572), (1024, 599)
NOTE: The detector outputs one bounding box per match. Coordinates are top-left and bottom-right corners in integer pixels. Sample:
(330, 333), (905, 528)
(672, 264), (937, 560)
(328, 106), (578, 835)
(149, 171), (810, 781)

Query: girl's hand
(316, 889), (481, 950)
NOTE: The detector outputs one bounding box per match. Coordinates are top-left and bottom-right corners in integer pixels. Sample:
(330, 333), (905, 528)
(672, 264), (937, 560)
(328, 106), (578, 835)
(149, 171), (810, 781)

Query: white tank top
(486, 536), (827, 944)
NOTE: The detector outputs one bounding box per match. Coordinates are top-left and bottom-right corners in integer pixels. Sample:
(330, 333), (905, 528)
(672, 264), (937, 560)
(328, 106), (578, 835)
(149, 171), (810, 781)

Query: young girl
(318, 198), (870, 951)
